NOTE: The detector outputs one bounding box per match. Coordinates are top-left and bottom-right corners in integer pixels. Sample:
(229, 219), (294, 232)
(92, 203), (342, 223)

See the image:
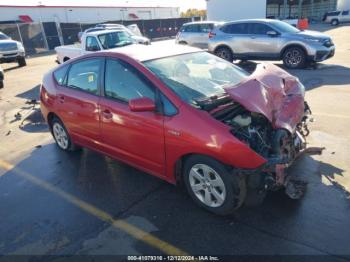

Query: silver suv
(176, 21), (223, 49)
(323, 10), (350, 26)
(208, 19), (335, 69)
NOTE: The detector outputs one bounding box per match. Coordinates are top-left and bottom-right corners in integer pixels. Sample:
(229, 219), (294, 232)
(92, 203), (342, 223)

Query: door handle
(102, 109), (113, 120)
(58, 95), (65, 103)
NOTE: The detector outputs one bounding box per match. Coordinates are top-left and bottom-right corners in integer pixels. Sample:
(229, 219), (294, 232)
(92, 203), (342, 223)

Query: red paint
(224, 63), (305, 133)
(40, 53), (293, 185)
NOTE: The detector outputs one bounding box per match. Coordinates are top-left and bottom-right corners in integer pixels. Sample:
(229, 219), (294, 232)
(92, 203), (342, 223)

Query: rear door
(341, 10), (350, 22)
(55, 57), (103, 147)
(99, 58), (166, 177)
(196, 23), (213, 49)
(244, 23), (281, 59)
(220, 23), (250, 56)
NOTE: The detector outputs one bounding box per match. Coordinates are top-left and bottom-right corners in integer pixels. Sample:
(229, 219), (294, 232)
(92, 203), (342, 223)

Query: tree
(180, 9), (207, 18)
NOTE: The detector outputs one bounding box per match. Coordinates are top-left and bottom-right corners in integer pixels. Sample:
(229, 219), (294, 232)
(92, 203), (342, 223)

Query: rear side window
(104, 59), (155, 102)
(248, 23), (273, 35)
(53, 65), (69, 85)
(342, 11), (349, 15)
(327, 11), (341, 16)
(183, 24), (200, 33)
(199, 24), (213, 33)
(221, 23), (248, 34)
(86, 36), (100, 51)
(67, 58), (103, 95)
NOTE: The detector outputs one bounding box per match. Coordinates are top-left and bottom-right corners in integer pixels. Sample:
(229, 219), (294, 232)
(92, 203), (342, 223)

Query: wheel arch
(280, 44), (308, 59)
(174, 152), (234, 186)
(213, 44), (234, 55)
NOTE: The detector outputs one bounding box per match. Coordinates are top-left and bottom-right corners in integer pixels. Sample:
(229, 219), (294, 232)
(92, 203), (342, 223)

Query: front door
(56, 57), (103, 146)
(99, 58), (165, 177)
(244, 23), (281, 59)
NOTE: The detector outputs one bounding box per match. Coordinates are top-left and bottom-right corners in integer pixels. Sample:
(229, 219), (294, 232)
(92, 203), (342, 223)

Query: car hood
(224, 63), (305, 133)
(291, 30), (330, 40)
(131, 35), (150, 43)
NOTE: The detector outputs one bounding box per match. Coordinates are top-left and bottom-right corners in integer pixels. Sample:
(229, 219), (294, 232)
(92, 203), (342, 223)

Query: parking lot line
(0, 159), (189, 256)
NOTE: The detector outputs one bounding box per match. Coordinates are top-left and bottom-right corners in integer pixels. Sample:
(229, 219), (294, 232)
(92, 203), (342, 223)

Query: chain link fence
(0, 22), (47, 55)
(0, 18), (191, 55)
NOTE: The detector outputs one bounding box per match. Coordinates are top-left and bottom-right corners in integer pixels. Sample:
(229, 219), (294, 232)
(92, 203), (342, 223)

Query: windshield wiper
(194, 94), (232, 111)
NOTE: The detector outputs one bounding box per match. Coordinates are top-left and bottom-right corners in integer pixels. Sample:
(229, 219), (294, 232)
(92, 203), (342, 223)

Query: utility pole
(298, 0), (303, 18)
(283, 0), (288, 19)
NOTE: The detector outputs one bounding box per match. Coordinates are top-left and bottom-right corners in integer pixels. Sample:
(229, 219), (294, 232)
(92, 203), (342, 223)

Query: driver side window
(104, 59), (155, 102)
(86, 36), (100, 51)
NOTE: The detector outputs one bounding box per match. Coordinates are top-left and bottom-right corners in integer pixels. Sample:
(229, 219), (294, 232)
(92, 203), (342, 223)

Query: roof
(0, 4), (175, 9)
(85, 29), (124, 36)
(183, 21), (223, 25)
(102, 43), (203, 62)
(225, 19), (278, 24)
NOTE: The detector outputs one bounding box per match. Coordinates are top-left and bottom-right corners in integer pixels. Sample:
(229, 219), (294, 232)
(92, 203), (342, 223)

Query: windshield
(97, 31), (134, 49)
(0, 33), (10, 40)
(144, 52), (249, 106)
(271, 20), (300, 33)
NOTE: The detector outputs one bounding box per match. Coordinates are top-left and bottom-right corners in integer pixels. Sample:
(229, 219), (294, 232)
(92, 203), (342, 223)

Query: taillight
(208, 31), (216, 38)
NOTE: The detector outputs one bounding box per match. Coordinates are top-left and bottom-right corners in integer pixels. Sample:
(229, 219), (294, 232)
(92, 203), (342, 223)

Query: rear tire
(282, 46), (306, 69)
(214, 46), (234, 62)
(331, 19), (339, 26)
(183, 155), (246, 215)
(18, 57), (26, 67)
(0, 80), (3, 89)
(50, 117), (79, 151)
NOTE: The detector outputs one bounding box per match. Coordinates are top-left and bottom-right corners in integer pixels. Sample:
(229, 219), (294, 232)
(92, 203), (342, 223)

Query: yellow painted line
(0, 159), (188, 256)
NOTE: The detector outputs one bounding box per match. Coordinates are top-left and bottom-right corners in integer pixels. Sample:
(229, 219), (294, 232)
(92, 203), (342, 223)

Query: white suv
(324, 10), (350, 26)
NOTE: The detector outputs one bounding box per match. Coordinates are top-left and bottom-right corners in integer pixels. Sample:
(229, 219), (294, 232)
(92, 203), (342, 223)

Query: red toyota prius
(40, 44), (311, 215)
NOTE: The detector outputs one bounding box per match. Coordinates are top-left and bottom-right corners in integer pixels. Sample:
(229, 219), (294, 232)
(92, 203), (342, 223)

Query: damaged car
(40, 45), (312, 215)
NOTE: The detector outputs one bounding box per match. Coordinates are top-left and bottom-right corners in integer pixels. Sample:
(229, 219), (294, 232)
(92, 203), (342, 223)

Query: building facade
(207, 0), (340, 22)
(0, 5), (180, 23)
(207, 0), (267, 21)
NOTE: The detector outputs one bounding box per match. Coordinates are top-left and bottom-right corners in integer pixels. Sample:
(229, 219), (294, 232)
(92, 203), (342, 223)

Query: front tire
(183, 155), (246, 215)
(282, 46), (306, 69)
(51, 117), (78, 151)
(331, 19), (339, 26)
(0, 81), (3, 89)
(214, 46), (234, 62)
(18, 57), (26, 67)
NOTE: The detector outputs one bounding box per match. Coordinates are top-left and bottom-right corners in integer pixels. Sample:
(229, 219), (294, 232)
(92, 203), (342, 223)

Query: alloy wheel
(285, 49), (302, 67)
(53, 122), (69, 150)
(189, 164), (226, 208)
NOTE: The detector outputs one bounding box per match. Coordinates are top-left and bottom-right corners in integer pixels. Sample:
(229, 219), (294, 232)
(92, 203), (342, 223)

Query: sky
(1, 0), (207, 11)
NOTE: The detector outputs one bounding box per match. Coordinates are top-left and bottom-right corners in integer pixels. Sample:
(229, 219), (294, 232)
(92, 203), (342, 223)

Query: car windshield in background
(98, 31), (133, 49)
(144, 52), (249, 106)
(271, 20), (300, 33)
(0, 33), (10, 40)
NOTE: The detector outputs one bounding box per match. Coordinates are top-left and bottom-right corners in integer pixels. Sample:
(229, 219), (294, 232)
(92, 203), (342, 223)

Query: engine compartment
(211, 102), (273, 158)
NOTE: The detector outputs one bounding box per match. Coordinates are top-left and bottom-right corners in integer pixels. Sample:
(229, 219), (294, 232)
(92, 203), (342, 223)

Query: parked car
(41, 44), (312, 215)
(0, 65), (3, 89)
(78, 23), (151, 45)
(323, 10), (350, 25)
(208, 19), (335, 69)
(55, 29), (135, 64)
(0, 32), (26, 67)
(176, 21), (224, 49)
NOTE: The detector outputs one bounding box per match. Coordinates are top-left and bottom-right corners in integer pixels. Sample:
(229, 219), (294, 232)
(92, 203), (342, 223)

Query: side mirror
(87, 45), (100, 51)
(129, 97), (156, 112)
(267, 31), (279, 37)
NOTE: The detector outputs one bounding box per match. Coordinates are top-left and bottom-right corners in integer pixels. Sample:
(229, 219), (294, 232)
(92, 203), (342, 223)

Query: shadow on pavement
(16, 84), (40, 101)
